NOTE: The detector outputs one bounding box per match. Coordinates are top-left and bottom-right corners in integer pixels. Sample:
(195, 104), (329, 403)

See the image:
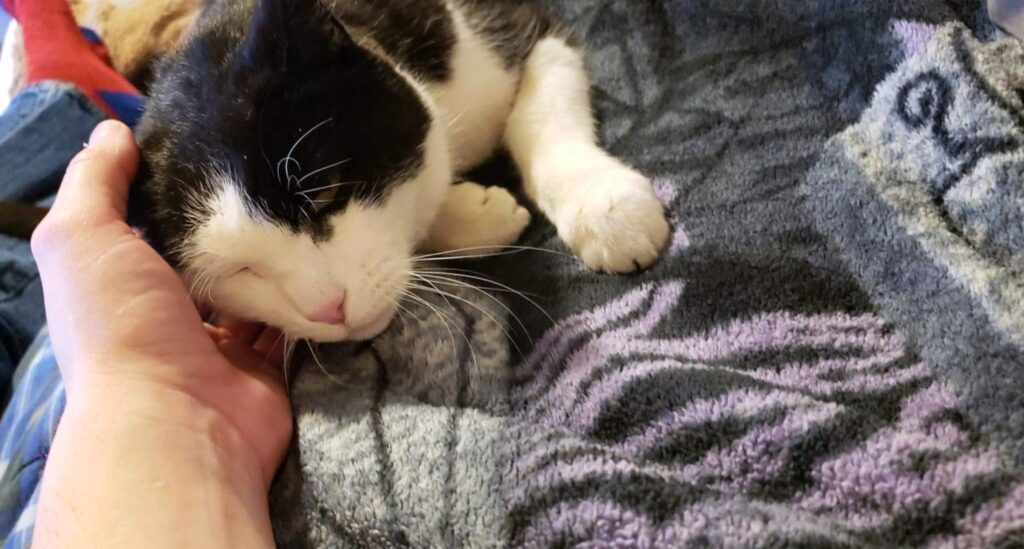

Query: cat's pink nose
(309, 297), (347, 325)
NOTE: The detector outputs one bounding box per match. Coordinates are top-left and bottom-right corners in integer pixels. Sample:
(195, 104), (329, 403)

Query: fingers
(204, 323), (231, 345)
(32, 121), (140, 270)
(213, 316), (263, 346)
(196, 300), (214, 322)
(54, 121), (139, 224)
(253, 328), (285, 359)
(217, 338), (288, 388)
(211, 321), (287, 371)
(31, 120), (140, 262)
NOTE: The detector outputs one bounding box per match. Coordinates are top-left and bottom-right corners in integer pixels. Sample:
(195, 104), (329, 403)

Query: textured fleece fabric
(268, 1), (1024, 547)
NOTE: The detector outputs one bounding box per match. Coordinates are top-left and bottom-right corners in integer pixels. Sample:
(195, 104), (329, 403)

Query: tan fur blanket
(0, 0), (199, 100)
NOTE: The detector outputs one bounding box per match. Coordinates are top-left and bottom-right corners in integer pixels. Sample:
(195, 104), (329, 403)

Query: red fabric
(3, 0), (139, 119)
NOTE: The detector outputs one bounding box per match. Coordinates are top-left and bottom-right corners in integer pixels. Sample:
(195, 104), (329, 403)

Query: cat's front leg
(505, 37), (670, 273)
(421, 182), (532, 254)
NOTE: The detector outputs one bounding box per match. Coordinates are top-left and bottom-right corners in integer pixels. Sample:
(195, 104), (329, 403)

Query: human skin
(30, 120), (293, 548)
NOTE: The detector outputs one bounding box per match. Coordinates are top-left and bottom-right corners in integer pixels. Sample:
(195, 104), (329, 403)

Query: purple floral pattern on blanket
(508, 282), (1024, 546)
(261, 3), (1023, 546)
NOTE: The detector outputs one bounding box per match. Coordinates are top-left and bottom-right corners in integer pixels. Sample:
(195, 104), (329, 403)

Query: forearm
(32, 380), (275, 549)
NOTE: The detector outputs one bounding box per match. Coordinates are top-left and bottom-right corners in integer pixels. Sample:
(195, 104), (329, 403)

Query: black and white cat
(131, 0), (670, 342)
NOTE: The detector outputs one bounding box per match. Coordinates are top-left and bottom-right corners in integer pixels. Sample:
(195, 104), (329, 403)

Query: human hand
(31, 120), (292, 488)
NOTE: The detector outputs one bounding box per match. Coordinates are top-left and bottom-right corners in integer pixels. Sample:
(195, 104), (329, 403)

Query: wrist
(64, 373), (269, 490)
(36, 379), (277, 547)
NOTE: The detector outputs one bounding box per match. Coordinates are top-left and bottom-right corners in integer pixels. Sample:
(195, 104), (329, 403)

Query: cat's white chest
(426, 12), (519, 174)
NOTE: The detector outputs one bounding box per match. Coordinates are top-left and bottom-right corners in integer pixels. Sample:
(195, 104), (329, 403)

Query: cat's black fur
(132, 0), (428, 254)
(130, 0), (557, 262)
(457, 0), (561, 67)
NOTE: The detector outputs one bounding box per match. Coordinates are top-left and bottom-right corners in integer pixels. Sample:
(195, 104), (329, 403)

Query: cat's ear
(294, 0), (355, 51)
(235, 0), (354, 72)
(233, 0), (289, 72)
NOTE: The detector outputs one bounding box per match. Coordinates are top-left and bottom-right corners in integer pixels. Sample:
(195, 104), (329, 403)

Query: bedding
(2, 1), (1024, 546)
(0, 0), (198, 107)
(268, 1), (1024, 546)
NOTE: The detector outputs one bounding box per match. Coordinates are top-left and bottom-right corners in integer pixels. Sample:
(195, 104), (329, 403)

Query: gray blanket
(271, 1), (1024, 546)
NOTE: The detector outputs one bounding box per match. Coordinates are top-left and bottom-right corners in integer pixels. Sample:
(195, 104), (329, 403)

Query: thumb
(50, 120), (139, 226)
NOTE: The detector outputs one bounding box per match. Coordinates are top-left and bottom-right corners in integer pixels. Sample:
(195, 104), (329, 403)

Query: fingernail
(89, 120), (125, 145)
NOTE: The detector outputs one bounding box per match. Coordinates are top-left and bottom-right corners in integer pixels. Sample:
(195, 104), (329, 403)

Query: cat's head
(131, 0), (451, 341)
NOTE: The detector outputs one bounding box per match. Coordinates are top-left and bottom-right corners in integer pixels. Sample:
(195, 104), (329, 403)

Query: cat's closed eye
(233, 266), (264, 278)
(132, 0), (669, 344)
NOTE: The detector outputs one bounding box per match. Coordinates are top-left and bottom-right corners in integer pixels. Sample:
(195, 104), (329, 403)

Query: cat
(130, 0), (671, 343)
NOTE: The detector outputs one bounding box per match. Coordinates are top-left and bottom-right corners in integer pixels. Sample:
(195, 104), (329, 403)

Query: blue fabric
(0, 83), (103, 546)
(79, 27), (102, 45)
(0, 332), (61, 549)
(96, 91), (145, 129)
(0, 235), (41, 405)
(0, 83), (106, 202)
(0, 82), (103, 395)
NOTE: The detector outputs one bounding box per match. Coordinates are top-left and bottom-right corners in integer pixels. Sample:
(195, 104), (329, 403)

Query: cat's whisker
(203, 282), (215, 305)
(394, 308), (410, 333)
(297, 180), (363, 197)
(188, 271), (217, 307)
(258, 104), (276, 182)
(400, 290), (461, 357)
(414, 273), (514, 294)
(412, 245), (568, 262)
(282, 335), (296, 390)
(402, 266), (540, 356)
(265, 330), (287, 387)
(305, 340), (349, 387)
(405, 289), (480, 372)
(446, 107), (469, 130)
(282, 117), (334, 183)
(406, 282), (523, 357)
(140, 0), (669, 393)
(410, 275), (455, 312)
(413, 251), (529, 262)
(302, 195), (320, 212)
(276, 157), (301, 188)
(408, 280), (506, 330)
(415, 286), (528, 360)
(414, 268), (551, 319)
(295, 158), (352, 189)
(186, 274), (203, 297)
(410, 272), (540, 347)
(410, 272), (532, 339)
(383, 294), (412, 333)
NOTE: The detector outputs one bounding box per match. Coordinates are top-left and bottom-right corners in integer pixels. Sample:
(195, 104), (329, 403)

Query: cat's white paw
(424, 182), (532, 253)
(557, 167), (670, 274)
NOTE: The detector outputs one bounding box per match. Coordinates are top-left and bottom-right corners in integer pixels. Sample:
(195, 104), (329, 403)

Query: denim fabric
(0, 82), (105, 547)
(0, 236), (41, 404)
(0, 83), (106, 202)
(0, 82), (105, 396)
